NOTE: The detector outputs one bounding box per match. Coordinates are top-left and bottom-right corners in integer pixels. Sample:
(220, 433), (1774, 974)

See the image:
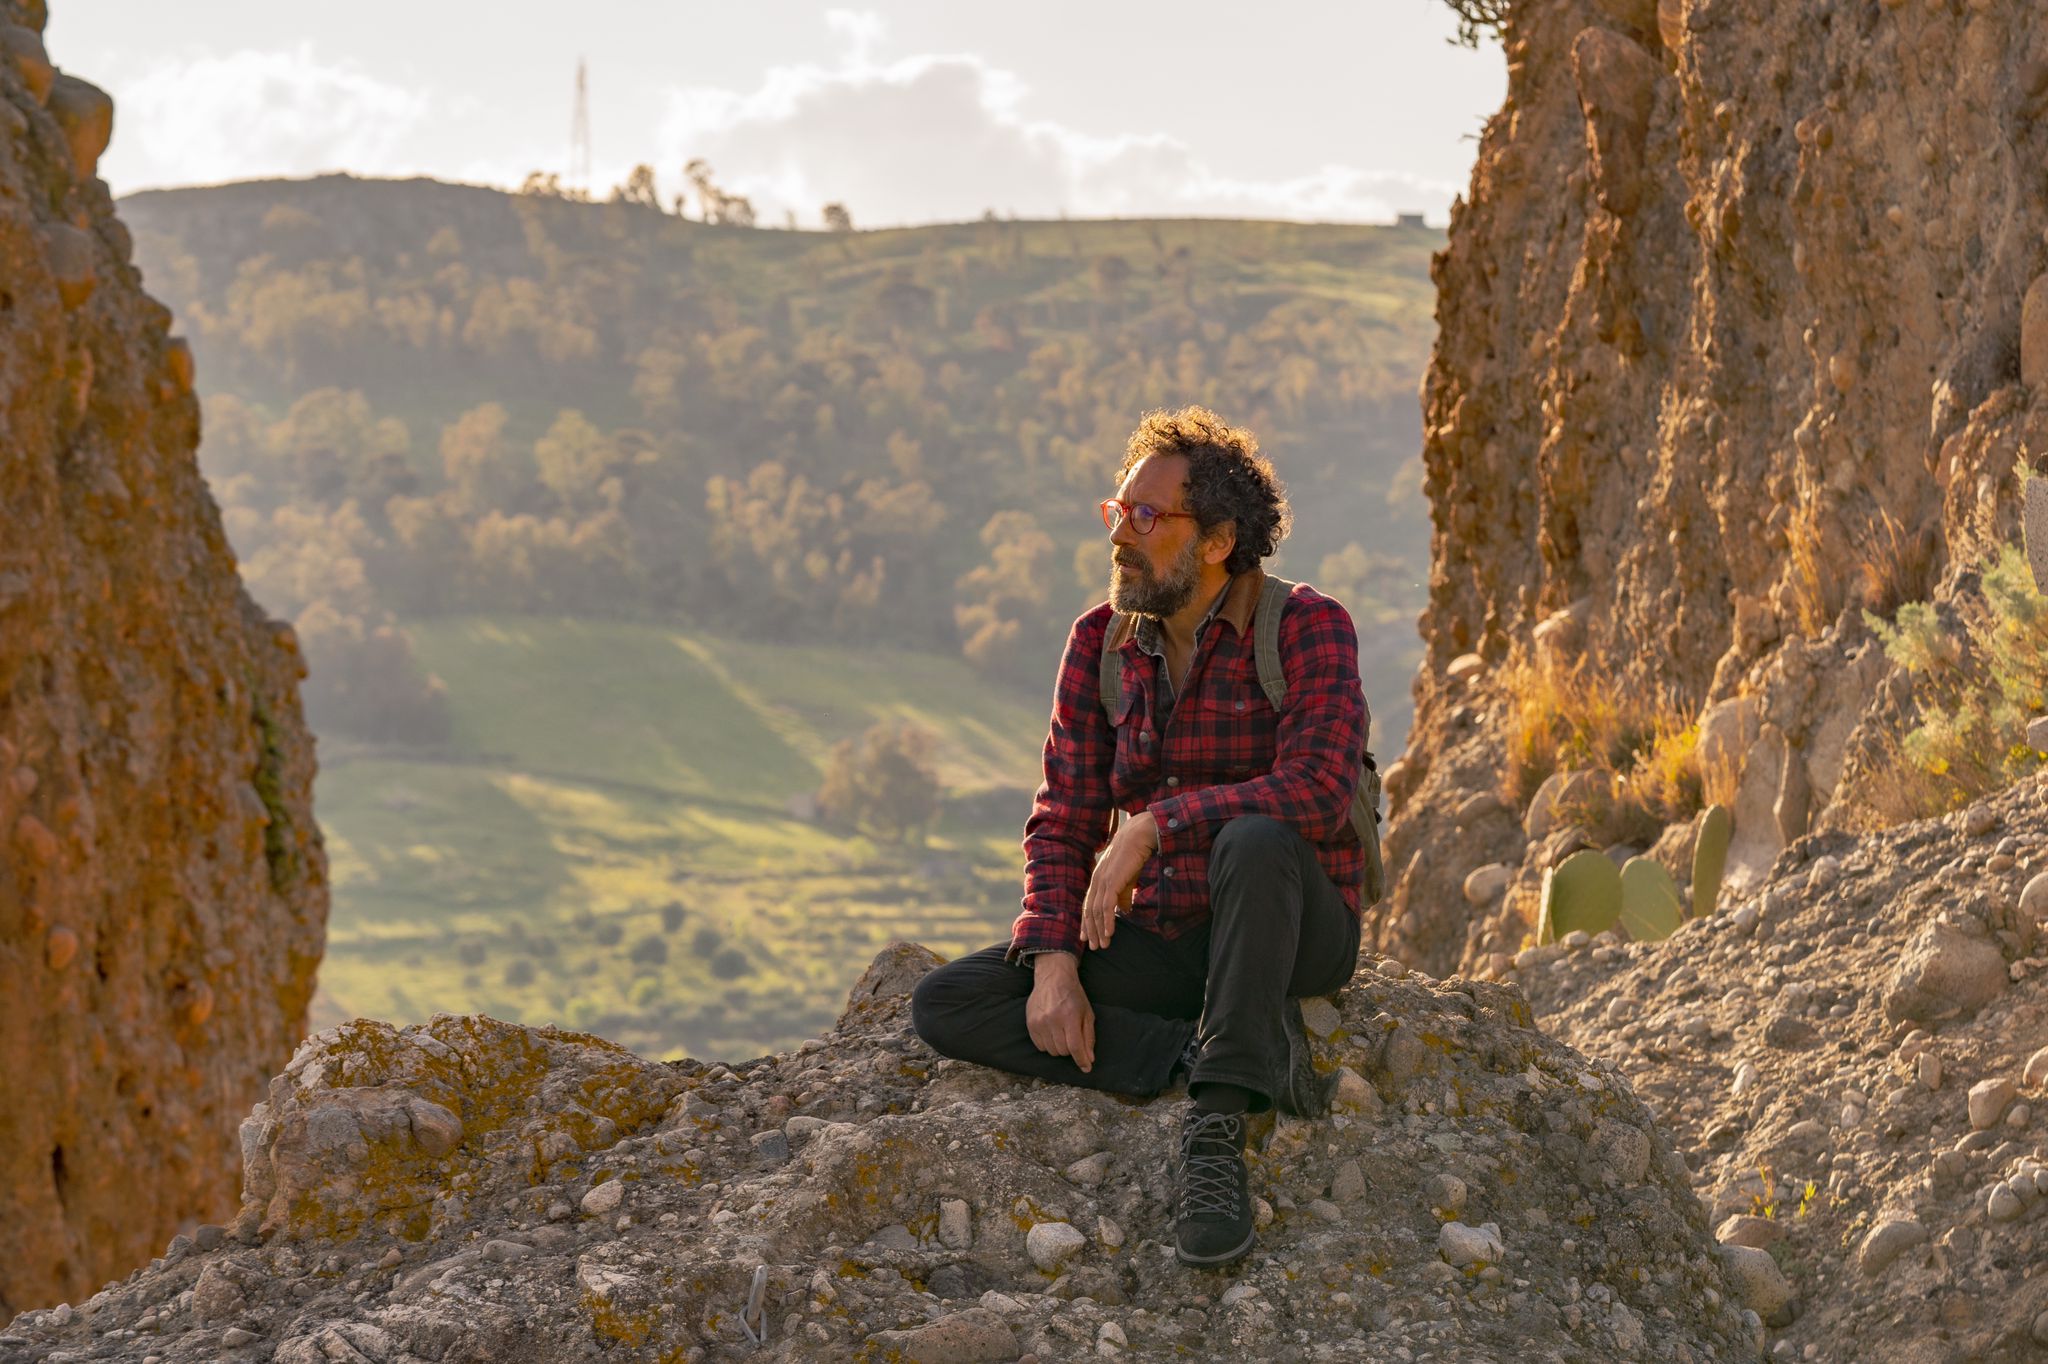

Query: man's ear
(1202, 522), (1236, 567)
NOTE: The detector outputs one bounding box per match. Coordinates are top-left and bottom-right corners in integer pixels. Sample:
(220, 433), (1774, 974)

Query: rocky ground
(0, 945), (1760, 1363)
(1512, 771), (2048, 1363)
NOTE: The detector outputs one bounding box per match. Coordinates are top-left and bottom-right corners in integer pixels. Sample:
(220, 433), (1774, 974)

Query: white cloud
(657, 23), (1460, 228)
(96, 45), (435, 191)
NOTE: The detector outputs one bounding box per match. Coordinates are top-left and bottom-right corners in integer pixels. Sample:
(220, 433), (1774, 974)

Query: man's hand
(1082, 810), (1158, 951)
(1025, 951), (1095, 1072)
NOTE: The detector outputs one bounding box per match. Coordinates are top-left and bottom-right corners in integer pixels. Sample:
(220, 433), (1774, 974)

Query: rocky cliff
(1378, 0), (2048, 974)
(0, 0), (327, 1314)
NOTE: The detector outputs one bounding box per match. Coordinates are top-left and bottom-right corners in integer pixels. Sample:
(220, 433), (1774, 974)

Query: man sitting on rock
(911, 405), (1370, 1267)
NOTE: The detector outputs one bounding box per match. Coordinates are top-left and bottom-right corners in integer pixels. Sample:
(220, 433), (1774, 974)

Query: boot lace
(1178, 1110), (1245, 1219)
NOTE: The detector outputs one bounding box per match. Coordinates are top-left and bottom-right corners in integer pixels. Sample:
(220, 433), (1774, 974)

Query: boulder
(1717, 1242), (1795, 1325)
(1463, 862), (1514, 905)
(45, 72), (113, 179)
(1526, 768), (1608, 842)
(1856, 1219), (1928, 1276)
(1882, 916), (2009, 1024)
(0, 21), (51, 103)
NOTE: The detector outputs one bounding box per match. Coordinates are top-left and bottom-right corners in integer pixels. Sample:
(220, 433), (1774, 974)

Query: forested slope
(123, 176), (1439, 753)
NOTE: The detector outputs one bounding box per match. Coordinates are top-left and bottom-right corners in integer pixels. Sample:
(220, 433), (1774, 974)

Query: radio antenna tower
(570, 58), (592, 189)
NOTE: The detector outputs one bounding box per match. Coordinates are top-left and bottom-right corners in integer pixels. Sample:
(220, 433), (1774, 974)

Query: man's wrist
(1025, 949), (1080, 974)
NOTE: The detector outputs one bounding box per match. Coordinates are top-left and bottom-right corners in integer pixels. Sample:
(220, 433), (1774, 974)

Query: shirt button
(1166, 776), (1180, 787)
(1167, 817), (1181, 830)
(1235, 701), (1246, 711)
(1163, 866), (1175, 877)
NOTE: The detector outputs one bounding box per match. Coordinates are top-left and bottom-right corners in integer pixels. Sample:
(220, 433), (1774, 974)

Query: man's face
(1108, 455), (1204, 619)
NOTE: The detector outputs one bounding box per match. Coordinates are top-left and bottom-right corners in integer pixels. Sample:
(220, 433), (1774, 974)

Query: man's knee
(909, 966), (956, 1052)
(909, 949), (1005, 1057)
(1209, 814), (1297, 871)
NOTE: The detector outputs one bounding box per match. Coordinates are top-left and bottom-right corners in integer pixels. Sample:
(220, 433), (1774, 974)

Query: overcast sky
(48, 2), (1504, 228)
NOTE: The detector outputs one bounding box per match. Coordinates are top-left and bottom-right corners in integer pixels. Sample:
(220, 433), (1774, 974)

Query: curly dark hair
(1119, 406), (1290, 575)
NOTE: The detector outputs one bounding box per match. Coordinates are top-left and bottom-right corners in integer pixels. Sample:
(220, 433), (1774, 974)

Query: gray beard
(1109, 537), (1201, 618)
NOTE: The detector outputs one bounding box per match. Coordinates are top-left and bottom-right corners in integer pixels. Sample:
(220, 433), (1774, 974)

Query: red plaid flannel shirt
(1009, 570), (1367, 961)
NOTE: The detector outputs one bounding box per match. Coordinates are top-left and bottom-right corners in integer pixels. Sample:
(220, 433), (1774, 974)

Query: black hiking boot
(1174, 1105), (1254, 1266)
(1167, 1025), (1201, 1090)
(1274, 997), (1336, 1119)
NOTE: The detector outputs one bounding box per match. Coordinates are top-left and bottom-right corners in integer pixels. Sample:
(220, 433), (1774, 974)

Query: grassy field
(313, 614), (1048, 1060)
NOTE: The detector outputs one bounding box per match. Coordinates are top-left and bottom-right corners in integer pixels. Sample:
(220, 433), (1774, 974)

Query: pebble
(749, 1130), (791, 1164)
(1428, 1173), (1468, 1216)
(938, 1198), (972, 1250)
(1764, 1015), (1817, 1048)
(1715, 1215), (1784, 1250)
(1026, 1222), (1086, 1272)
(1096, 1216), (1124, 1250)
(1299, 996), (1343, 1036)
(1332, 1066), (1381, 1117)
(1309, 1198), (1343, 1223)
(221, 1328), (258, 1348)
(1856, 1219), (1928, 1276)
(1969, 1078), (2016, 1129)
(1065, 1152), (1112, 1187)
(1731, 1061), (1759, 1097)
(1330, 1159), (1366, 1203)
(1717, 1244), (1795, 1326)
(1438, 1220), (1503, 1268)
(1918, 1052), (1943, 1090)
(1988, 1182), (2026, 1222)
(580, 1180), (624, 1216)
(2025, 1045), (2048, 1089)
(1220, 1283), (1261, 1308)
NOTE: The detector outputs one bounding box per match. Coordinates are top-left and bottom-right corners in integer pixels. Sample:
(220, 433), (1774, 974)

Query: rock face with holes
(0, 945), (1762, 1361)
(0, 0), (326, 1315)
(1378, 0), (2048, 978)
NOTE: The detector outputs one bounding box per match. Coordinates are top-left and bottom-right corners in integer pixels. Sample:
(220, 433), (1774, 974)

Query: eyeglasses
(1100, 498), (1198, 535)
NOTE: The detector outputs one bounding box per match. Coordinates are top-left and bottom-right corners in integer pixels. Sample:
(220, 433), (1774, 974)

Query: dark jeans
(910, 814), (1359, 1113)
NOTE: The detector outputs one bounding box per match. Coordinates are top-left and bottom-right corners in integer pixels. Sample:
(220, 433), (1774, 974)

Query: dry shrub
(1830, 718), (1958, 833)
(1786, 498), (1847, 637)
(1855, 508), (1940, 619)
(1498, 647), (1705, 841)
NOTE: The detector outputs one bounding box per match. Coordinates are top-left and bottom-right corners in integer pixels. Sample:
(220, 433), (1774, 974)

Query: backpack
(1096, 574), (1387, 907)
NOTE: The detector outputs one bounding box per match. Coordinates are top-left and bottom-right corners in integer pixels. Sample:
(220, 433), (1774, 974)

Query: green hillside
(119, 177), (1436, 1057)
(316, 615), (1046, 1059)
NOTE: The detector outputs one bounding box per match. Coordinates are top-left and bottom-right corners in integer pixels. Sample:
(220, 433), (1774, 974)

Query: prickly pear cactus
(1538, 849), (1623, 944)
(1692, 804), (1732, 918)
(1619, 856), (1683, 942)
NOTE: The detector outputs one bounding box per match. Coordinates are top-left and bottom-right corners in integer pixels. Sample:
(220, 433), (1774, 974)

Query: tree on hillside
(440, 402), (532, 515)
(817, 721), (942, 844)
(822, 202), (853, 233)
(293, 601), (451, 744)
(954, 510), (1058, 679)
(683, 159), (757, 226)
(612, 164), (662, 211)
(534, 410), (620, 514)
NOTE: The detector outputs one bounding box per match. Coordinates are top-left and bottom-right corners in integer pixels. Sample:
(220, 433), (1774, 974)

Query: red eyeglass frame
(1100, 498), (1198, 535)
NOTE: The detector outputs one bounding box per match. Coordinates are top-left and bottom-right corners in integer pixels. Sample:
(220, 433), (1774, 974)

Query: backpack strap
(1252, 574), (1295, 711)
(1097, 611), (1139, 723)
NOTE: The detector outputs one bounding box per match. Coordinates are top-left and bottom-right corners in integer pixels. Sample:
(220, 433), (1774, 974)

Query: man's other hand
(1025, 951), (1095, 1073)
(1082, 810), (1157, 950)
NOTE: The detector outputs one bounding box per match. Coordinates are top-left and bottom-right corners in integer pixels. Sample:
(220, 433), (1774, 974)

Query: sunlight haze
(55, 1), (1504, 226)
